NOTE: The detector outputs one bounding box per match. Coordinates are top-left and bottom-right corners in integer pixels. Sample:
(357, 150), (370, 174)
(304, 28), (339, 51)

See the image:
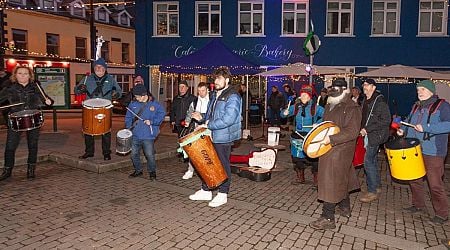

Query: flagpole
(309, 54), (314, 85)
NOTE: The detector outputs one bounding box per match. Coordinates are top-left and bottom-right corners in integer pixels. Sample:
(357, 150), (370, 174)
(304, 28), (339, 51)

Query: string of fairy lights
(0, 0), (135, 11)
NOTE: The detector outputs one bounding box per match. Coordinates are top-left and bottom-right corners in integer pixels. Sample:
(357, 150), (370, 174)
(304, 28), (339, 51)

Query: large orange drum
(302, 121), (340, 158)
(82, 98), (112, 135)
(179, 128), (228, 189)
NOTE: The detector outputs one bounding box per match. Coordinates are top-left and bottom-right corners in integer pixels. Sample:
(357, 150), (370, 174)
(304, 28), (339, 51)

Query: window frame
(46, 33), (60, 56)
(119, 13), (130, 27)
(325, 0), (355, 37)
(153, 1), (179, 37)
(371, 0), (401, 37)
(195, 1), (222, 37)
(75, 37), (87, 59)
(71, 0), (86, 18)
(417, 0), (448, 36)
(281, 0), (309, 37)
(121, 43), (130, 64)
(95, 6), (110, 23)
(12, 29), (28, 55)
(237, 0), (265, 37)
(40, 0), (56, 10)
(101, 41), (110, 62)
(8, 0), (26, 5)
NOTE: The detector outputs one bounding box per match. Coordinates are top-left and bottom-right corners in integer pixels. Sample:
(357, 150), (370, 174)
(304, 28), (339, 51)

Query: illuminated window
(372, 0), (400, 36)
(238, 1), (264, 36)
(154, 2), (179, 36)
(418, 0), (448, 36)
(195, 1), (221, 36)
(282, 0), (309, 36)
(326, 0), (354, 36)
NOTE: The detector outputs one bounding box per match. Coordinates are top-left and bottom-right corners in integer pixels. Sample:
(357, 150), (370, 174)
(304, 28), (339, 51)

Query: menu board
(35, 67), (69, 108)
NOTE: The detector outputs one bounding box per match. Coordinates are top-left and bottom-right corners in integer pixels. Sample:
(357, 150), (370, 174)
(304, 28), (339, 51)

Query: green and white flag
(303, 20), (321, 56)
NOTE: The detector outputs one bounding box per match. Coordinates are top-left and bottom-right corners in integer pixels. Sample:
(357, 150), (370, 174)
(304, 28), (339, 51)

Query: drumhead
(303, 121), (339, 158)
(117, 129), (133, 139)
(83, 98), (112, 108)
(10, 109), (41, 117)
(385, 138), (420, 150)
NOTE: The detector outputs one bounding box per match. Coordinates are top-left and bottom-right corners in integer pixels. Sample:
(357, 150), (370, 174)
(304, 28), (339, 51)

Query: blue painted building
(135, 0), (450, 115)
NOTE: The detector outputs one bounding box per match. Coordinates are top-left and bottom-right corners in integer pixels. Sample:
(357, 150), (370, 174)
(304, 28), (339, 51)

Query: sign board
(35, 67), (70, 109)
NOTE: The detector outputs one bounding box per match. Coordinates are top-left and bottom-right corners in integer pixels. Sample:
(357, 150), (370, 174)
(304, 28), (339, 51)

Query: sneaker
(309, 217), (336, 230)
(129, 171), (143, 178)
(208, 193), (227, 207)
(359, 192), (378, 203)
(403, 206), (423, 214)
(189, 189), (212, 201)
(336, 206), (351, 218)
(429, 216), (448, 226)
(182, 171), (194, 180)
(149, 172), (156, 181)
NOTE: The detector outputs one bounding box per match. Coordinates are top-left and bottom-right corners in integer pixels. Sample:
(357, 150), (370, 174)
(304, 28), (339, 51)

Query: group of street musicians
(0, 62), (449, 229)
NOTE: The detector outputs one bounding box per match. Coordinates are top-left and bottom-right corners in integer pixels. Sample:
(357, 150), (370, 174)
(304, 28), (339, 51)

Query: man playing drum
(75, 58), (122, 161)
(189, 66), (242, 208)
(281, 85), (324, 188)
(0, 66), (53, 181)
(309, 78), (362, 230)
(359, 79), (391, 203)
(125, 85), (165, 181)
(397, 80), (450, 225)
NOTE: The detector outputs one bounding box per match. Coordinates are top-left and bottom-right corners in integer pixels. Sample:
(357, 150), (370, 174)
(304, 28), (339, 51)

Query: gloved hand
(77, 84), (87, 93)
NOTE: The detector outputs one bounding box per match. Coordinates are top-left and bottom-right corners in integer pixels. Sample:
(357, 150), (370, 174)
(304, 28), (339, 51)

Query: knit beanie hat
(94, 58), (107, 70)
(416, 80), (436, 94)
(299, 85), (313, 98)
(132, 84), (148, 96)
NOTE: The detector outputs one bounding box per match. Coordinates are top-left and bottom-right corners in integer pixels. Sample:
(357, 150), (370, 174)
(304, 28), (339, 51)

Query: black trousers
(84, 132), (111, 156)
(322, 196), (350, 220)
(4, 128), (40, 168)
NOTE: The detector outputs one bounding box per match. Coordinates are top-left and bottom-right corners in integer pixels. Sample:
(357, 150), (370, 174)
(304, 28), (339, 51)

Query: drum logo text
(201, 150), (213, 165)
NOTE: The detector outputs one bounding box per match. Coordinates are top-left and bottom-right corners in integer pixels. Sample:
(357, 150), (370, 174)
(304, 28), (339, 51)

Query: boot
(0, 167), (12, 181)
(27, 164), (36, 179)
(312, 171), (318, 189)
(291, 169), (305, 185)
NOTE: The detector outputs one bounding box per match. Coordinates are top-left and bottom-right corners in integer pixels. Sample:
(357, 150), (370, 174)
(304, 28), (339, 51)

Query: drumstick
(0, 102), (25, 109)
(400, 121), (415, 128)
(126, 106), (153, 134)
(35, 82), (49, 102)
(294, 131), (305, 139)
(126, 107), (144, 121)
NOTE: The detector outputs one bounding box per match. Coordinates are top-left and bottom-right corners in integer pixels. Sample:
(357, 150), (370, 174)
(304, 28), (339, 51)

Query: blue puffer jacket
(125, 100), (166, 140)
(403, 96), (450, 157)
(207, 86), (242, 143)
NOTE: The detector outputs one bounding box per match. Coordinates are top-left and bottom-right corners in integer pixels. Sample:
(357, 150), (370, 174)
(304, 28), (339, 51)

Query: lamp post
(89, 0), (95, 71)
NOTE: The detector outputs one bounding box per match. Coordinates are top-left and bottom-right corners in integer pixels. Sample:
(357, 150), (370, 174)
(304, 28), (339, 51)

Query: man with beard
(309, 78), (362, 230)
(189, 67), (242, 207)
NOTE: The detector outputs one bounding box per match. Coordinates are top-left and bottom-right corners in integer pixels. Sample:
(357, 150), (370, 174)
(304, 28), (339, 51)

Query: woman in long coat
(310, 79), (362, 230)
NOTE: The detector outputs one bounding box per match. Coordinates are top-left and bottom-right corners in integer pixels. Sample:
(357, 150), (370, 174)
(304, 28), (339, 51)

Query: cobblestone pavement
(0, 153), (449, 249)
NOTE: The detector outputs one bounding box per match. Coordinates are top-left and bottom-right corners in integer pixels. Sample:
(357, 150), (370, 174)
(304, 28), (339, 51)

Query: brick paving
(0, 115), (449, 249)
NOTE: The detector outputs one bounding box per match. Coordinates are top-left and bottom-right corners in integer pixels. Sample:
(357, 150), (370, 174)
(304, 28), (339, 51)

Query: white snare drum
(116, 129), (132, 155)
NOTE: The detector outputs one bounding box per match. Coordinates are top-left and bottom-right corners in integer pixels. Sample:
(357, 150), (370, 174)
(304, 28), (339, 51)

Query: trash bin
(249, 103), (262, 125)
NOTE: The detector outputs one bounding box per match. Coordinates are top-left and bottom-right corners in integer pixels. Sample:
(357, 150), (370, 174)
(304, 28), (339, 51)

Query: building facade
(3, 0), (136, 108)
(136, 0), (450, 115)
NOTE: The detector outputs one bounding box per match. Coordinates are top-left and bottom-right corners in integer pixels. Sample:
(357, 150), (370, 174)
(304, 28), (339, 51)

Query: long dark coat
(318, 94), (362, 203)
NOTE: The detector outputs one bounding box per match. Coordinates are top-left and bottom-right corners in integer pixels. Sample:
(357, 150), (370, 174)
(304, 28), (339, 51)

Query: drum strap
(407, 99), (443, 140)
(129, 102), (148, 131)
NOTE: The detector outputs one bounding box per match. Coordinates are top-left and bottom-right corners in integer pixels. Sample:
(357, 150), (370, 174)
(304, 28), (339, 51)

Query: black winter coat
(0, 81), (50, 114)
(170, 92), (197, 125)
(361, 91), (391, 146)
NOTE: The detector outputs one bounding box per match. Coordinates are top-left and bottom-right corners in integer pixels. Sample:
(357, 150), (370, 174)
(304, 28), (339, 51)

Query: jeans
(202, 143), (232, 194)
(131, 138), (156, 173)
(4, 128), (40, 168)
(363, 145), (380, 193)
(84, 132), (111, 156)
(409, 155), (448, 218)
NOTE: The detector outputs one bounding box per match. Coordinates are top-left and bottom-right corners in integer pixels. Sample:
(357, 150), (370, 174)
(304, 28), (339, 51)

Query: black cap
(132, 84), (148, 96)
(331, 78), (347, 88)
(179, 80), (188, 86)
(364, 78), (376, 85)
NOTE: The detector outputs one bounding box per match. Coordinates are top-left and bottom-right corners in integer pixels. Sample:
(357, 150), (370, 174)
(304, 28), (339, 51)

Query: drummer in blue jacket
(281, 85), (324, 188)
(125, 84), (166, 181)
(397, 80), (450, 225)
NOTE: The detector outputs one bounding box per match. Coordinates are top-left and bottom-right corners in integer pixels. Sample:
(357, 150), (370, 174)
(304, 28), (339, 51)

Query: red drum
(8, 110), (44, 132)
(352, 135), (366, 167)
